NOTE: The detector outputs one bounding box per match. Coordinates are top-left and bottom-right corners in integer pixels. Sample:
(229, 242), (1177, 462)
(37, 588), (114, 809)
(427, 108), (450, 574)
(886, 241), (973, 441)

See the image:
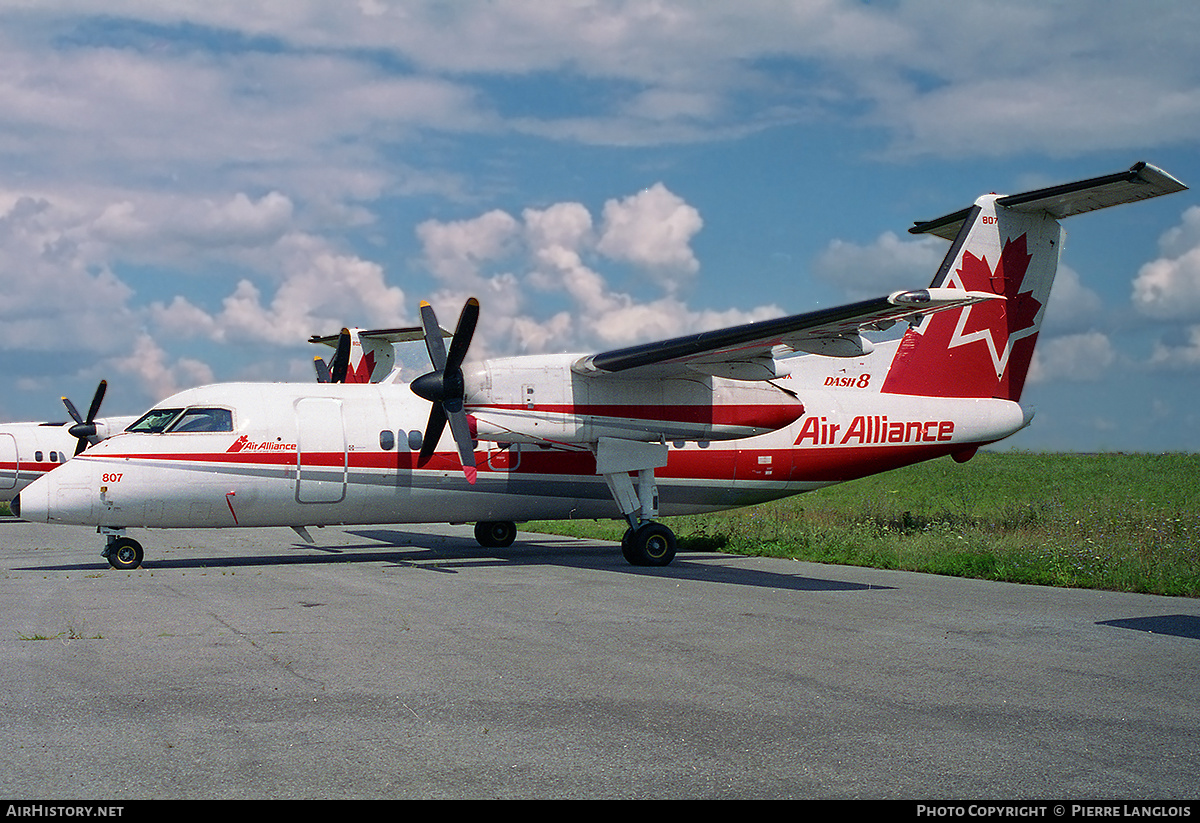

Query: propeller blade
(329, 329), (351, 383)
(62, 396), (84, 426)
(411, 298), (480, 483)
(314, 357), (331, 383)
(85, 380), (107, 423)
(417, 403), (447, 467)
(445, 408), (478, 484)
(418, 302), (448, 372)
(445, 298), (479, 373)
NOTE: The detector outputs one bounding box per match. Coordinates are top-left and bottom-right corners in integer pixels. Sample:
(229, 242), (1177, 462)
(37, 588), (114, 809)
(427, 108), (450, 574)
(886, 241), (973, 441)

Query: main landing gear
(595, 437), (678, 567)
(101, 528), (144, 571)
(621, 521), (677, 567)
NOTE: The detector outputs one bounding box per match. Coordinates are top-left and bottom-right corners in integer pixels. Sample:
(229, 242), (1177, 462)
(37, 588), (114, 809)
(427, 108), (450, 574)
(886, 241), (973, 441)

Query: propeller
(313, 329), (352, 383)
(62, 380), (108, 456)
(410, 298), (479, 484)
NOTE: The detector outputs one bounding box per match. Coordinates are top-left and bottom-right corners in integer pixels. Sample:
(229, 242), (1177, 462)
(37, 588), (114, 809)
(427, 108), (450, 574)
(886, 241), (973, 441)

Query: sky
(0, 1), (1198, 453)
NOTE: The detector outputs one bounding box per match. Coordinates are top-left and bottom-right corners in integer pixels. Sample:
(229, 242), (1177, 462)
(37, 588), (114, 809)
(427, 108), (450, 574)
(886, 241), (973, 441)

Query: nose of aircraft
(9, 476), (47, 523)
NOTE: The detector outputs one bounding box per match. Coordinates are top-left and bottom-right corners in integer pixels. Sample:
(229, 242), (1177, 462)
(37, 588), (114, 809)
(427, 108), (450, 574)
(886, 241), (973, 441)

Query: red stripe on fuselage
(87, 436), (969, 486)
(470, 402), (803, 431)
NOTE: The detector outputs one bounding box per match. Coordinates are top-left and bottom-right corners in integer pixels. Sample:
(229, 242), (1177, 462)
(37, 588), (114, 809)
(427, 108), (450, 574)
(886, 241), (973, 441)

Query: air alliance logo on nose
(227, 435), (296, 453)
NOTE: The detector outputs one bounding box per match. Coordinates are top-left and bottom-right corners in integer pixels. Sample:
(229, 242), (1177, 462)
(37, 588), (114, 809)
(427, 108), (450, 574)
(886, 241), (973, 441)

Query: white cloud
(813, 231), (946, 297)
(151, 236), (409, 347)
(1149, 325), (1200, 369)
(1042, 265), (1103, 334)
(1132, 206), (1200, 319)
(596, 184), (703, 282)
(1027, 332), (1116, 384)
(109, 332), (215, 403)
(413, 185), (780, 356)
(417, 210), (522, 286)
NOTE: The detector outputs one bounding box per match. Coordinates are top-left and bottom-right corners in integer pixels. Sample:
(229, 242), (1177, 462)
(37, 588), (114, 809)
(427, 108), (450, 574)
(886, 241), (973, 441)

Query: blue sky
(0, 2), (1197, 452)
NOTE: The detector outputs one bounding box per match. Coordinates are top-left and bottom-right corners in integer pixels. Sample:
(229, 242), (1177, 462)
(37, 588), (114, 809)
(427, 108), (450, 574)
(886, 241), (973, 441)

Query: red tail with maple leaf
(881, 196), (1062, 402)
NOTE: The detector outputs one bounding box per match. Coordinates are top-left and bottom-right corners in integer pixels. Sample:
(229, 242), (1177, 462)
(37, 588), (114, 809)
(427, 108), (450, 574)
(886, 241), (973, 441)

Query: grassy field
(526, 452), (1200, 598)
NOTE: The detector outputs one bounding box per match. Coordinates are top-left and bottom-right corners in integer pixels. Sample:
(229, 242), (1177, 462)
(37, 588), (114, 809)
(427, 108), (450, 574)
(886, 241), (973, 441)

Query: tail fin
(310, 326), (447, 383)
(881, 162), (1187, 401)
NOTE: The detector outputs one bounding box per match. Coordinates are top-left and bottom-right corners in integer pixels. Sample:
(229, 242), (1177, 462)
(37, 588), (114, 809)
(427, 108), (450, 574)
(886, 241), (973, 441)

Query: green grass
(527, 452), (1200, 598)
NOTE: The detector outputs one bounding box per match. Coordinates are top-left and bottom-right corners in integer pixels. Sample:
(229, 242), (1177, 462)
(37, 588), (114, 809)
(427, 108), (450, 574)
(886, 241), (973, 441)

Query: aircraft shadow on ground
(1097, 615), (1200, 641)
(16, 528), (887, 593)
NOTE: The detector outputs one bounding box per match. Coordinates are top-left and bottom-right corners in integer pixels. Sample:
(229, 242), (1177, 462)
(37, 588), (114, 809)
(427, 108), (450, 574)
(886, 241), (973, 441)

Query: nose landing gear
(101, 529), (143, 570)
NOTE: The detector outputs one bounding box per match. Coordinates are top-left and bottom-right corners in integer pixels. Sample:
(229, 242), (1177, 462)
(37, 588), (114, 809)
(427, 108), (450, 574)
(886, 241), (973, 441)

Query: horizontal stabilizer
(308, 326), (449, 348)
(910, 162), (1188, 240)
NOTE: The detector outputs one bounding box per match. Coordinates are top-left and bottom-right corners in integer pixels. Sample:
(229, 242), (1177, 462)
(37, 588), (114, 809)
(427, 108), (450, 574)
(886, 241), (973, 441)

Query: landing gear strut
(594, 437), (677, 566)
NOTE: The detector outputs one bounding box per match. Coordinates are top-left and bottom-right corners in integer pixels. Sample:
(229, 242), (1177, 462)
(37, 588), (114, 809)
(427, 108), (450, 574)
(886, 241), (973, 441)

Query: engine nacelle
(465, 353), (803, 445)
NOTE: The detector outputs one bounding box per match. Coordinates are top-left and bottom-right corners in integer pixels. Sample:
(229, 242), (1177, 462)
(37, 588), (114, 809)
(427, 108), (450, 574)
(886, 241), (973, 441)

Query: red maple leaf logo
(882, 231), (1046, 402)
(948, 234), (1040, 381)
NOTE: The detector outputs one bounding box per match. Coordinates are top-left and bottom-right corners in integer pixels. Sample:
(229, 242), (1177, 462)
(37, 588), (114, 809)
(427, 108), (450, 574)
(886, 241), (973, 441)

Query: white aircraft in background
(0, 382), (138, 500)
(12, 162), (1187, 570)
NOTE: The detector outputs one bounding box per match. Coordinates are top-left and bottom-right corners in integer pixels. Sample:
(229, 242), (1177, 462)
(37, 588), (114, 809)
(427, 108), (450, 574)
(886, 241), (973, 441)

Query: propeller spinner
(410, 298), (479, 484)
(62, 380), (108, 456)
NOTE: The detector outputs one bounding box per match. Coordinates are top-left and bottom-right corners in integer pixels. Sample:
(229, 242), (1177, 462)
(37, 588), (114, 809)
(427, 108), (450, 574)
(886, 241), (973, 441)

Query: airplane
(11, 161), (1187, 571)
(0, 381), (138, 501)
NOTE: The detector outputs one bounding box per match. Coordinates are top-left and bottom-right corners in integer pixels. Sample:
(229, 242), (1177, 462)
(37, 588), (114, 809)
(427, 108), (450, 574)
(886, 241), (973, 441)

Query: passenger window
(35, 451), (43, 462)
(166, 408), (234, 433)
(379, 430), (395, 451)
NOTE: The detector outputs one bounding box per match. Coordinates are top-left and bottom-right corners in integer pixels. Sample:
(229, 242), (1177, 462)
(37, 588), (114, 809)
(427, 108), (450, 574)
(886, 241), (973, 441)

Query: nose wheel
(102, 534), (144, 570)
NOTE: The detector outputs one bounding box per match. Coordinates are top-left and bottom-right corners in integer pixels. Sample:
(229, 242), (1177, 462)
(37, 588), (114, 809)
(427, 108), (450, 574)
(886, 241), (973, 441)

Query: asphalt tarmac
(0, 518), (1196, 800)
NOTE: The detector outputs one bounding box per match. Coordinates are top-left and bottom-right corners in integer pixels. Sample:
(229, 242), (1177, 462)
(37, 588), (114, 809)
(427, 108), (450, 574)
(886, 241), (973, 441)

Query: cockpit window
(125, 407), (234, 434)
(166, 408), (234, 433)
(126, 408), (184, 434)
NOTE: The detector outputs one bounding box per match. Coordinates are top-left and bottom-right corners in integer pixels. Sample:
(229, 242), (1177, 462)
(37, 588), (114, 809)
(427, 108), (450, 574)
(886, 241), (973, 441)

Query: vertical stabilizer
(881, 162), (1186, 402)
(881, 197), (1061, 401)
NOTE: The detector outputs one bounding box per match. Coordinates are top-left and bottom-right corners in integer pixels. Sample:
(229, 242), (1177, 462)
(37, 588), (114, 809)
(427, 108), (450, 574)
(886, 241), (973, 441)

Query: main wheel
(474, 520), (517, 548)
(623, 522), (677, 567)
(108, 537), (144, 571)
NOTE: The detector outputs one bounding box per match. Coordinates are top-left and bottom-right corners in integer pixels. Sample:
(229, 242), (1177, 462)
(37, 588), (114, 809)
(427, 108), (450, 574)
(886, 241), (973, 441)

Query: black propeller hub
(411, 368), (464, 406)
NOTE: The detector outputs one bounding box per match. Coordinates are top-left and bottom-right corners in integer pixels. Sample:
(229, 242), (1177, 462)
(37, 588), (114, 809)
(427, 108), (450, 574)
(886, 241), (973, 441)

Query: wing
(570, 288), (999, 381)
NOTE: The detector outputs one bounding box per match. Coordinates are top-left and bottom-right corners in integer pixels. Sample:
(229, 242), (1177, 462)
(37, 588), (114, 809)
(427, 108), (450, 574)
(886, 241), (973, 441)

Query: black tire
(474, 520), (517, 548)
(108, 537), (144, 571)
(621, 528), (638, 564)
(624, 522), (677, 567)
